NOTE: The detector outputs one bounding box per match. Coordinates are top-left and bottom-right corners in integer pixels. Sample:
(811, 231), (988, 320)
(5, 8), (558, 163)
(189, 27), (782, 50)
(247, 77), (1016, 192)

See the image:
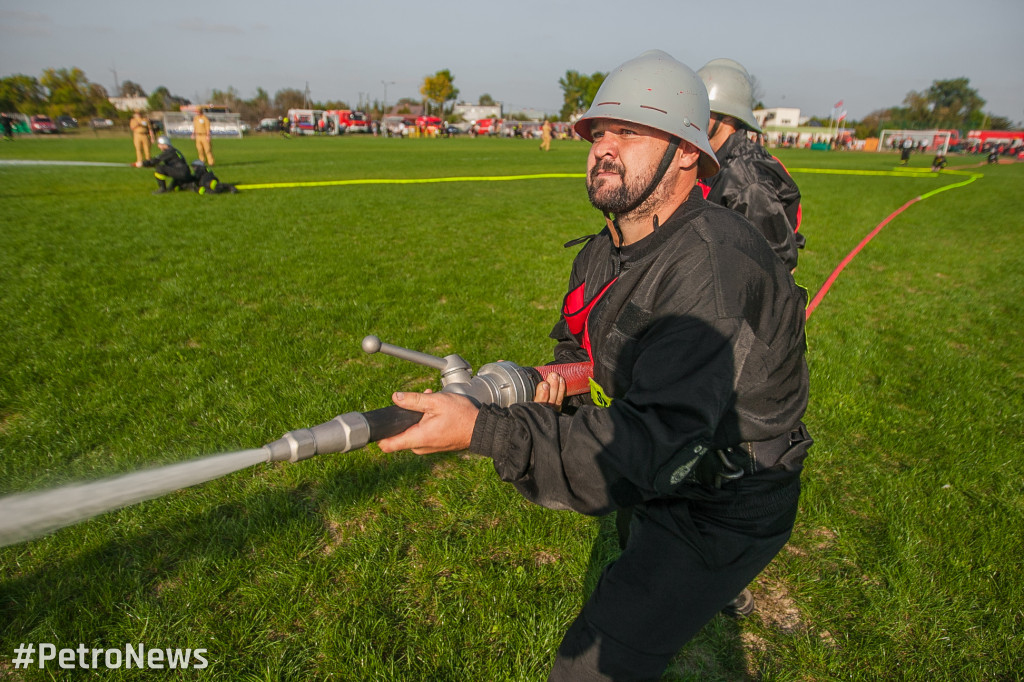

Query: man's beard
(586, 159), (657, 216)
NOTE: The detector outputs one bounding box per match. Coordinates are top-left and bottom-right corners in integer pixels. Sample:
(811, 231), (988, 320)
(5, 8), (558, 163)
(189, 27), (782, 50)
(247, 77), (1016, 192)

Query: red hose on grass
(805, 197), (921, 320)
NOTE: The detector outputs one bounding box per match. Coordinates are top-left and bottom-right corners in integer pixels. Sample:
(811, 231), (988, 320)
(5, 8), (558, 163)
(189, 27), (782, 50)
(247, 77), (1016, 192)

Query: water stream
(0, 448), (270, 548)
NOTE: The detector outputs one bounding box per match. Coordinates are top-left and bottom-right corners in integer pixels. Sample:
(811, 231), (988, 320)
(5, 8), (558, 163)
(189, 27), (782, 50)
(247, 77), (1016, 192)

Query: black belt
(698, 423), (810, 488)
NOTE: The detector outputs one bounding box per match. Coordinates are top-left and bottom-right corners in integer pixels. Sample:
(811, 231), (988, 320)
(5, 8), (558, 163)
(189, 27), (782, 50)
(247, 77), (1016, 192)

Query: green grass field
(1, 134), (1021, 680)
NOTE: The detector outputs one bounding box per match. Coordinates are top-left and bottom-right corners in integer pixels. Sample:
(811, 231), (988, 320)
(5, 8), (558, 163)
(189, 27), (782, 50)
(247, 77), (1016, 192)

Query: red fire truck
(966, 129), (1024, 149)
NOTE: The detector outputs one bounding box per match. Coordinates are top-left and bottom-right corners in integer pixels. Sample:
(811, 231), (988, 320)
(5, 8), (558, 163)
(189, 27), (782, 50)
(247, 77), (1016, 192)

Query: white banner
(161, 112), (244, 139)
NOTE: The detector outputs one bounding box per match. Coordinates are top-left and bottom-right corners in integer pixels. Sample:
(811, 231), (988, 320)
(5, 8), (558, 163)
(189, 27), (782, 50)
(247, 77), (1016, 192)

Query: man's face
(585, 119), (672, 215)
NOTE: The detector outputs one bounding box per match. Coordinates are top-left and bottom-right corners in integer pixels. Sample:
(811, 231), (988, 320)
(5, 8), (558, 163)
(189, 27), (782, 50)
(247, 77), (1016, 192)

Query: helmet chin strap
(604, 135), (681, 244)
(708, 116), (723, 142)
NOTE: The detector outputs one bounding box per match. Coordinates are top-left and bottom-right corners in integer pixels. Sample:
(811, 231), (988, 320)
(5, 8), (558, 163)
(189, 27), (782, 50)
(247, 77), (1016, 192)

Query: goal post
(878, 129), (952, 155)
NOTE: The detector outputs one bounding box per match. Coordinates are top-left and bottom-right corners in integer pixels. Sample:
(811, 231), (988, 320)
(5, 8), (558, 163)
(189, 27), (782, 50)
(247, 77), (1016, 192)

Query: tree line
(849, 78), (1014, 138)
(1, 66), (1015, 136)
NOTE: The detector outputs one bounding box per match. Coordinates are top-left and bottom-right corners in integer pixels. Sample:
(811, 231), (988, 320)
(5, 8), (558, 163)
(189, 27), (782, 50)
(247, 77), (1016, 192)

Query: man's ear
(676, 140), (702, 173)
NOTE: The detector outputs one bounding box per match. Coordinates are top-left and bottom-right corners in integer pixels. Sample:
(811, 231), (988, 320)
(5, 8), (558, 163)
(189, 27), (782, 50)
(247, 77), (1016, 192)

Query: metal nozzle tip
(362, 335), (382, 354)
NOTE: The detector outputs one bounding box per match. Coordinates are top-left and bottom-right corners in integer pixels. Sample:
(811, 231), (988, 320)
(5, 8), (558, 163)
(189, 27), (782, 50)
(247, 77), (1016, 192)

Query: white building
(752, 107), (847, 148)
(753, 107), (805, 129)
(452, 103), (502, 122)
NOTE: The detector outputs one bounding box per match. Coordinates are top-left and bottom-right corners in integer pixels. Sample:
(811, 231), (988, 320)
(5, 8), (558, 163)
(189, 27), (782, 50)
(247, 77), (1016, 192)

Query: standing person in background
(129, 110), (155, 166)
(192, 109), (215, 166)
(698, 58), (802, 272)
(540, 119), (552, 151)
(901, 137), (913, 165)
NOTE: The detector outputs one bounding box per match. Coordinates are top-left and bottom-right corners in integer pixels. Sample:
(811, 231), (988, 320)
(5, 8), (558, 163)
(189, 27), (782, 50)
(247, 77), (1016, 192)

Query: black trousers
(549, 440), (808, 681)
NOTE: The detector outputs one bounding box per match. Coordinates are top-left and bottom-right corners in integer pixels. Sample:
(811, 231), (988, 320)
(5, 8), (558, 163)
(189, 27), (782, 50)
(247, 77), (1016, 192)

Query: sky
(2, 0), (1023, 125)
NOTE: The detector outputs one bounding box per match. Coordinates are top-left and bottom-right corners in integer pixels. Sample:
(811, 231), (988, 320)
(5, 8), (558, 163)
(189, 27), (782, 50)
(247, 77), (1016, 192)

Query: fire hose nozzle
(264, 411), (371, 462)
(264, 335), (593, 463)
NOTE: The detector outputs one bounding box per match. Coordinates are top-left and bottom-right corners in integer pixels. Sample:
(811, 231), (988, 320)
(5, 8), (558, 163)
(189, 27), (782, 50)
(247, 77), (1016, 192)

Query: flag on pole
(834, 99), (844, 109)
(838, 110), (847, 121)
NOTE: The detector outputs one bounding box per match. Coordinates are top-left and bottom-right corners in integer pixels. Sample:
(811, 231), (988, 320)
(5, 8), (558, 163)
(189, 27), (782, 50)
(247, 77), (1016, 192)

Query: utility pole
(110, 65), (120, 97)
(304, 82), (310, 109)
(381, 80), (395, 115)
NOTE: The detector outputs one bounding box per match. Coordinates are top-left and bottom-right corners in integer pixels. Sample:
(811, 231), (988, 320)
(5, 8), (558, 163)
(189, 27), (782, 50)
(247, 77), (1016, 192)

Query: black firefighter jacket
(703, 131), (802, 271)
(469, 188), (809, 515)
(142, 146), (192, 182)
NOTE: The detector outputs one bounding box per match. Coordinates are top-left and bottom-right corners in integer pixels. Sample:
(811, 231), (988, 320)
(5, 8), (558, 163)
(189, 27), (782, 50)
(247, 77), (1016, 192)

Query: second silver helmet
(697, 58), (762, 134)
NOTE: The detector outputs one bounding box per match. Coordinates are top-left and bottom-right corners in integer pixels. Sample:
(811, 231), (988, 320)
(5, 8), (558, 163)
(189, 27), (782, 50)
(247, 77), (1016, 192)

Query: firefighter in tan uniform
(539, 119), (552, 151)
(192, 110), (215, 166)
(129, 111), (154, 165)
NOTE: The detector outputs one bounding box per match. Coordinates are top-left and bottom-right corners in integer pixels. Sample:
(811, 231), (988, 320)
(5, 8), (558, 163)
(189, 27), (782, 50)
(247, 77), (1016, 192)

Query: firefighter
(698, 58), (803, 270)
(186, 160), (238, 194)
(138, 136), (193, 194)
(377, 50), (811, 680)
(192, 109), (215, 166)
(540, 119), (553, 151)
(129, 110), (155, 165)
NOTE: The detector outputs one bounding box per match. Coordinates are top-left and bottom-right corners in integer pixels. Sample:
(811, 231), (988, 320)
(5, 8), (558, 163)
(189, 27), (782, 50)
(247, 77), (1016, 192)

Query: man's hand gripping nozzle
(263, 335), (594, 462)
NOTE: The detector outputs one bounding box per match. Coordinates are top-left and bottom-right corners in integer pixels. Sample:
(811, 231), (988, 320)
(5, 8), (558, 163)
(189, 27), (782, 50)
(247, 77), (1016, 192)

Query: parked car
(30, 115), (59, 134)
(56, 115), (78, 129)
(89, 117), (114, 129)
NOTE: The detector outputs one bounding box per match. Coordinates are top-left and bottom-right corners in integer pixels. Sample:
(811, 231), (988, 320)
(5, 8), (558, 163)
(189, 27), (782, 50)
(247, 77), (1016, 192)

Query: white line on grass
(0, 159), (130, 167)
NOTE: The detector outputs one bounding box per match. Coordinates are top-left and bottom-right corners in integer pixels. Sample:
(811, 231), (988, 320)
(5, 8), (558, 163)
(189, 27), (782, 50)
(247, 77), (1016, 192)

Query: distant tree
(119, 80), (147, 98)
(210, 87), (242, 112)
(366, 99), (386, 119)
(40, 68), (91, 118)
(901, 90), (932, 125)
(148, 86), (189, 112)
(321, 99), (350, 111)
(853, 112), (885, 140)
(273, 88), (306, 112)
(0, 74), (46, 113)
(927, 77), (985, 128)
(394, 97), (417, 114)
(88, 83), (117, 118)
(558, 70), (606, 121)
(245, 87), (272, 119)
(420, 69), (458, 116)
(984, 114), (1013, 130)
(479, 93), (495, 106)
(749, 73), (765, 111)
(898, 77), (987, 131)
(36, 68), (114, 119)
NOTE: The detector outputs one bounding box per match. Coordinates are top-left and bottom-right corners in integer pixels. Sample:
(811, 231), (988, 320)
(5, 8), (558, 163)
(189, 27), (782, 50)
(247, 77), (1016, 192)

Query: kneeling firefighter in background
(186, 160), (238, 195)
(138, 136), (193, 194)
